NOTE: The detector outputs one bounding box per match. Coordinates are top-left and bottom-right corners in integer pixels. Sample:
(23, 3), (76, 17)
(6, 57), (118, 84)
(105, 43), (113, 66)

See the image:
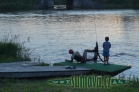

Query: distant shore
(94, 0), (139, 9)
(0, 0), (139, 12)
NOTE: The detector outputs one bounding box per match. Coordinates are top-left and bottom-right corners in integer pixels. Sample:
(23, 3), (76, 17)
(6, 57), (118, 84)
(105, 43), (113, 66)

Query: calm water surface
(0, 10), (139, 77)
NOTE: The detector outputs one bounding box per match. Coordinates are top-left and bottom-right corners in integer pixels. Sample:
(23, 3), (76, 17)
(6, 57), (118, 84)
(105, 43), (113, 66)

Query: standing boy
(103, 37), (111, 65)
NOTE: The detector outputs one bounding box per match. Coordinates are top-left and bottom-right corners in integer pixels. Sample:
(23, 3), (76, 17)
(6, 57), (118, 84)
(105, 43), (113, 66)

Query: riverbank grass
(0, 76), (139, 92)
(0, 34), (30, 63)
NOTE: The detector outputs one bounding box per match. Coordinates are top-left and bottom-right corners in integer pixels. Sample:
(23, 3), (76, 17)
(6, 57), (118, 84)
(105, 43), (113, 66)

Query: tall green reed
(0, 32), (31, 63)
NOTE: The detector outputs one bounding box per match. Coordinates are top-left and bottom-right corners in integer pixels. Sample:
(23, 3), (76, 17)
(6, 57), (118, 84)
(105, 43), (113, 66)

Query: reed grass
(36, 62), (50, 66)
(0, 33), (30, 63)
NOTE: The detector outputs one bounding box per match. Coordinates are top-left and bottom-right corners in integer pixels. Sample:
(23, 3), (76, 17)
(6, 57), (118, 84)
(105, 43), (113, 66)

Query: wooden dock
(0, 61), (92, 78)
(58, 62), (131, 76)
(0, 61), (131, 78)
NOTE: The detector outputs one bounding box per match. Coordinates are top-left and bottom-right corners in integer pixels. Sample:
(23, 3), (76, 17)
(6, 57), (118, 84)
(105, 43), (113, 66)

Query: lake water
(0, 9), (139, 77)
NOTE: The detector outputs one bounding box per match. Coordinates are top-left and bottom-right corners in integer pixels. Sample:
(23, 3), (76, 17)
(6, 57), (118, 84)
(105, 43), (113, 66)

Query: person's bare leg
(107, 57), (109, 64)
(104, 57), (106, 64)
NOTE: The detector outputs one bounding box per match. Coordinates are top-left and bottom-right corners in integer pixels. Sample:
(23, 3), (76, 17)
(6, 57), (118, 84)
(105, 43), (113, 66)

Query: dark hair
(105, 37), (109, 41)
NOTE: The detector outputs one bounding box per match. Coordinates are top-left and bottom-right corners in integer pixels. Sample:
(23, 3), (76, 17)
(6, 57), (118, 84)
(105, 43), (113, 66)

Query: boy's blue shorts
(103, 50), (110, 57)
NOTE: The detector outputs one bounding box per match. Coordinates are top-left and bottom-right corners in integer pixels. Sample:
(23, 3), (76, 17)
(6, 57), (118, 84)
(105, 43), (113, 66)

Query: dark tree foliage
(0, 0), (40, 11)
(0, 0), (139, 11)
(54, 0), (66, 5)
(92, 0), (139, 9)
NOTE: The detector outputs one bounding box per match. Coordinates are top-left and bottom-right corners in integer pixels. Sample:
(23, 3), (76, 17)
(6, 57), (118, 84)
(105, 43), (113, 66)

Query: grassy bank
(0, 33), (30, 63)
(0, 76), (139, 92)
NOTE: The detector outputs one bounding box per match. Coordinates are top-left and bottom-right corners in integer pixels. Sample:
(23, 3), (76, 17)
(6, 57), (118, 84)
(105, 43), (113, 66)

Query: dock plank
(0, 61), (92, 78)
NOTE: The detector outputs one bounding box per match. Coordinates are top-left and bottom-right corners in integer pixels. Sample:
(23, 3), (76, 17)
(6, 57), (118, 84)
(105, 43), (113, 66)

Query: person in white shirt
(65, 48), (97, 63)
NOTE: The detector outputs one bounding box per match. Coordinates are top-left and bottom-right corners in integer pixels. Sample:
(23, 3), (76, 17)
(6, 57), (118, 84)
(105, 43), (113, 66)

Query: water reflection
(0, 10), (139, 76)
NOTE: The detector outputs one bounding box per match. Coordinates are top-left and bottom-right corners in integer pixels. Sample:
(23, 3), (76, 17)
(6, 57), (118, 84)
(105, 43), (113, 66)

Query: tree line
(0, 0), (139, 12)
(93, 0), (139, 9)
(0, 0), (40, 11)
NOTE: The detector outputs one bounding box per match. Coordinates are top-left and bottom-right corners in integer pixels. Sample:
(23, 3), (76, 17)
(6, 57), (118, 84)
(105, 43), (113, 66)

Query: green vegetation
(0, 0), (40, 11)
(36, 62), (50, 66)
(93, 0), (139, 9)
(0, 0), (139, 11)
(36, 62), (63, 66)
(0, 33), (30, 63)
(53, 63), (63, 66)
(0, 76), (139, 92)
